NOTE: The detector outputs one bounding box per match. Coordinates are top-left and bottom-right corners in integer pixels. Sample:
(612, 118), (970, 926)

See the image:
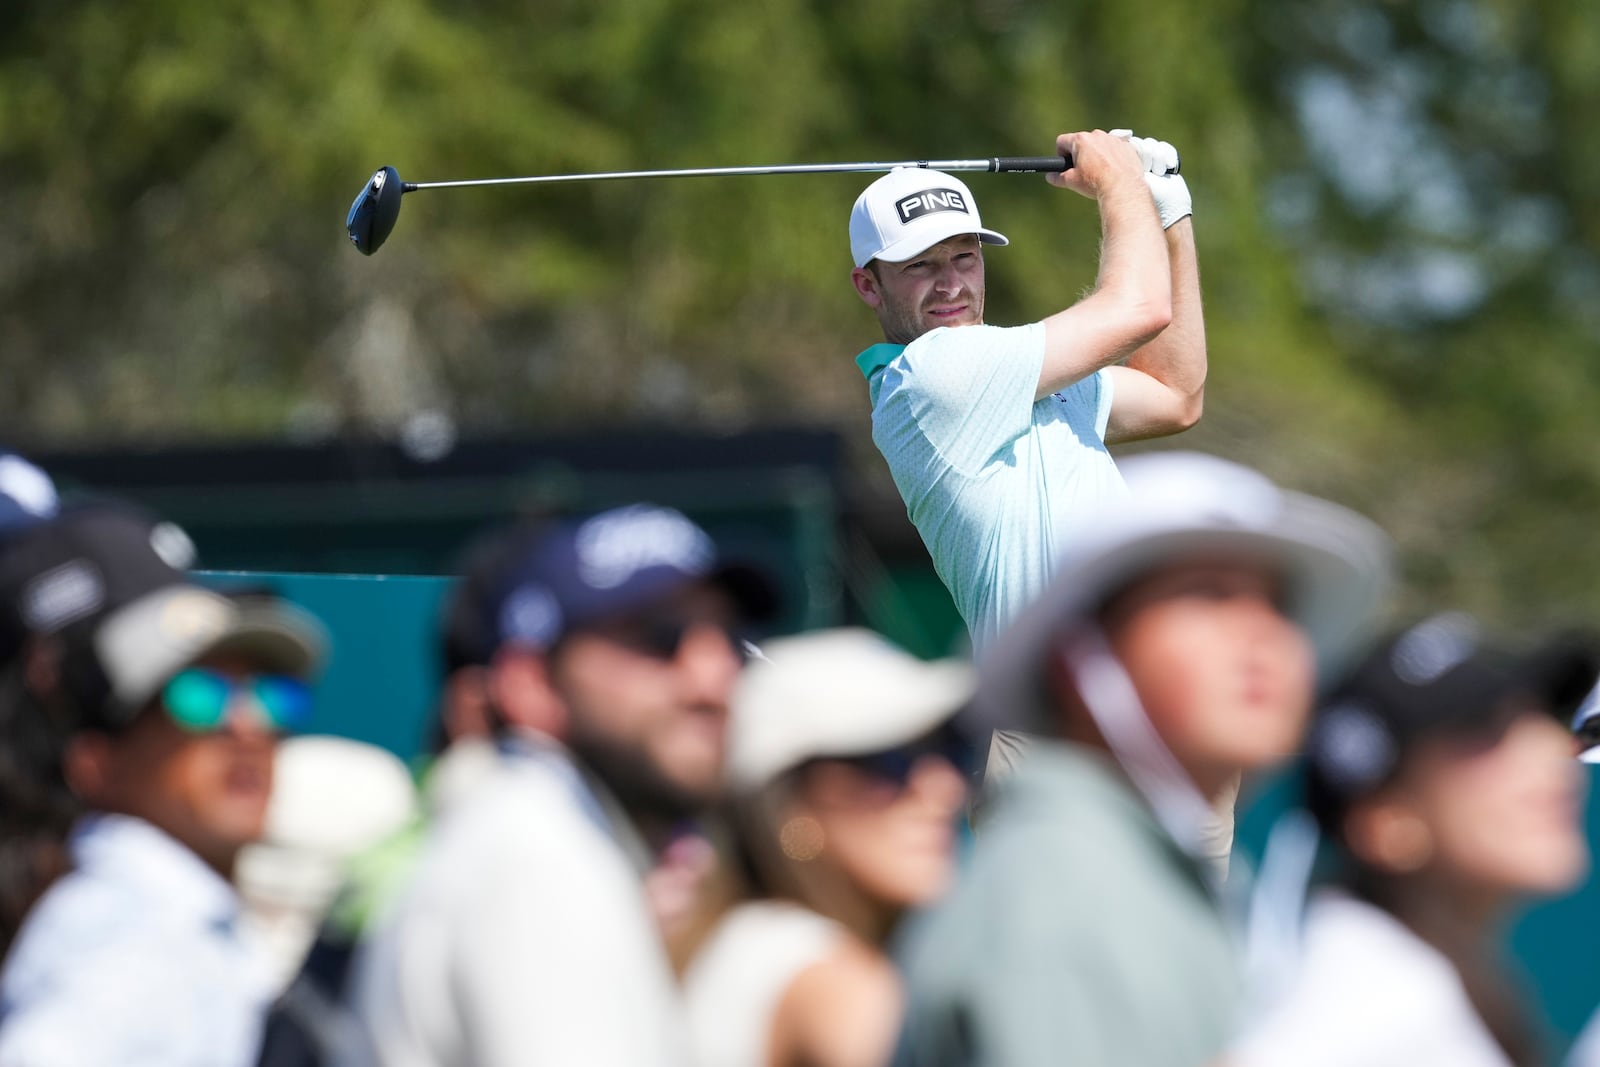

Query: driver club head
(345, 166), (403, 255)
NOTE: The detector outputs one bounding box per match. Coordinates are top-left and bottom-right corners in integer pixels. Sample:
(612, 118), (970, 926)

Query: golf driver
(344, 154), (1161, 255)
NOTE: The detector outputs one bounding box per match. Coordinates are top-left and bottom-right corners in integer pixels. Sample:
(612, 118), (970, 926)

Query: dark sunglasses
(599, 613), (751, 663)
(161, 668), (314, 734)
(829, 724), (980, 787)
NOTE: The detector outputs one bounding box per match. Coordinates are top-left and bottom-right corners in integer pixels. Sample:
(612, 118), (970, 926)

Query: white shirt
(341, 738), (686, 1067)
(0, 813), (276, 1067)
(682, 901), (847, 1067)
(859, 324), (1123, 651)
(1570, 1010), (1600, 1066)
(1231, 892), (1513, 1067)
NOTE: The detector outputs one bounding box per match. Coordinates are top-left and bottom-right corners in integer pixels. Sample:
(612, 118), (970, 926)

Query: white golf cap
(727, 628), (974, 792)
(236, 734), (418, 989)
(970, 451), (1394, 737)
(849, 168), (1008, 268)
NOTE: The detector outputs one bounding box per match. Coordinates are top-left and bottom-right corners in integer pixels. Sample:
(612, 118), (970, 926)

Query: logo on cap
(159, 590), (231, 643)
(575, 506), (713, 590)
(896, 188), (971, 225)
(1312, 702), (1397, 792)
(1390, 613), (1477, 686)
(22, 562), (105, 633)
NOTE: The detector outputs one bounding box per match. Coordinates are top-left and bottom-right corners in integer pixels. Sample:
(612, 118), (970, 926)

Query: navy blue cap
(490, 504), (778, 650)
(439, 521), (549, 673)
(0, 453), (58, 539)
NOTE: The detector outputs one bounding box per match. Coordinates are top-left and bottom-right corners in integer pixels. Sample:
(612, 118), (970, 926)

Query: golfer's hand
(1050, 130), (1145, 200)
(1111, 129), (1192, 229)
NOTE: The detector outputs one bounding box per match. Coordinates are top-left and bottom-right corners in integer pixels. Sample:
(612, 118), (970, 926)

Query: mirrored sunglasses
(162, 667), (314, 734)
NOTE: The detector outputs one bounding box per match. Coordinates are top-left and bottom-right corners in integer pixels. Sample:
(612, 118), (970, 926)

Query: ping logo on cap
(896, 188), (970, 225)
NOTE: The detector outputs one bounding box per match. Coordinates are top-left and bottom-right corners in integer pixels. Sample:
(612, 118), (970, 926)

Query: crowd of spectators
(1, 447), (1598, 1067)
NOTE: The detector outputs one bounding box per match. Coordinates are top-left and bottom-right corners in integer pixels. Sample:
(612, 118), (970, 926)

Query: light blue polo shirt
(859, 323), (1125, 651)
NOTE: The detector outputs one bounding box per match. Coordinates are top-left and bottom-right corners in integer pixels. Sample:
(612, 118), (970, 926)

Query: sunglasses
(593, 613), (751, 664)
(161, 668), (314, 734)
(828, 725), (980, 788)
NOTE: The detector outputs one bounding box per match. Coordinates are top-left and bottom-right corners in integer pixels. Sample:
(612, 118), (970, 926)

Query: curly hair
(0, 661), (84, 961)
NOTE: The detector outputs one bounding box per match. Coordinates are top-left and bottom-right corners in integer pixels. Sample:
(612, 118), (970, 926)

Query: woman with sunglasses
(679, 628), (974, 1067)
(1229, 614), (1599, 1067)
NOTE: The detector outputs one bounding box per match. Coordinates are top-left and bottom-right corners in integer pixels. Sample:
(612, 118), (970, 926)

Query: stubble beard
(879, 290), (983, 346)
(566, 720), (713, 829)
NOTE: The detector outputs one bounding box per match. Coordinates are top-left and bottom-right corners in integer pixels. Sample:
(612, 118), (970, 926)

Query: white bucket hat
(969, 451), (1392, 864)
(849, 168), (1009, 268)
(971, 451), (1394, 739)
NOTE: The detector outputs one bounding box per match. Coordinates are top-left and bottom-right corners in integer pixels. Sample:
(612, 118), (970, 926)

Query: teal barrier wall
(200, 572), (452, 763)
(222, 570), (1600, 1051)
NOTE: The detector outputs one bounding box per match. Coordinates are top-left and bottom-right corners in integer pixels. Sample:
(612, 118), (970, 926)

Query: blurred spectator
(892, 451), (1391, 1066)
(236, 736), (418, 990)
(421, 520), (551, 806)
(0, 676), (77, 965)
(342, 503), (776, 1067)
(1229, 613), (1600, 1067)
(255, 523), (542, 1067)
(0, 503), (326, 1065)
(681, 629), (973, 1067)
(0, 453), (66, 961)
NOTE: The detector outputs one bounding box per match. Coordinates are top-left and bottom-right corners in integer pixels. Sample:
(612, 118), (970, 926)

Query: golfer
(849, 128), (1204, 653)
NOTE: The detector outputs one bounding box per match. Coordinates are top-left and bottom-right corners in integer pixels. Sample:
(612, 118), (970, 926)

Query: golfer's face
(1102, 559), (1315, 795)
(858, 235), (985, 344)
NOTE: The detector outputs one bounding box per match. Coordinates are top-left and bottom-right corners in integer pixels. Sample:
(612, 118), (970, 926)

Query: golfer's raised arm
(1104, 214), (1206, 443)
(1035, 130), (1172, 401)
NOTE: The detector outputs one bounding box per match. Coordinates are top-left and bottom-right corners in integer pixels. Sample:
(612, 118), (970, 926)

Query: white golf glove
(1111, 129), (1191, 229)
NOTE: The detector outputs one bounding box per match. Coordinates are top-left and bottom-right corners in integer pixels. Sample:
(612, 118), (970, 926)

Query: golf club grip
(992, 156), (1071, 173)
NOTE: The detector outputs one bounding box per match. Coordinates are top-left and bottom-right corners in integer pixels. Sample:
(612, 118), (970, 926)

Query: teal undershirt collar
(855, 342), (905, 380)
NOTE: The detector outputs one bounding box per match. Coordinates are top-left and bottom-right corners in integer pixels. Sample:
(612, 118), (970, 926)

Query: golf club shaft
(400, 157), (1070, 192)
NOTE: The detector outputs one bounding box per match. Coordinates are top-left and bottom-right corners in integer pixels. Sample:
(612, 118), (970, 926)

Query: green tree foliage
(0, 0), (1596, 628)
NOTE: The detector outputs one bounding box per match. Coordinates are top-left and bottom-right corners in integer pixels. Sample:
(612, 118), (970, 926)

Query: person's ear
(488, 646), (567, 741)
(851, 266), (883, 309)
(441, 665), (496, 741)
(1344, 798), (1435, 874)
